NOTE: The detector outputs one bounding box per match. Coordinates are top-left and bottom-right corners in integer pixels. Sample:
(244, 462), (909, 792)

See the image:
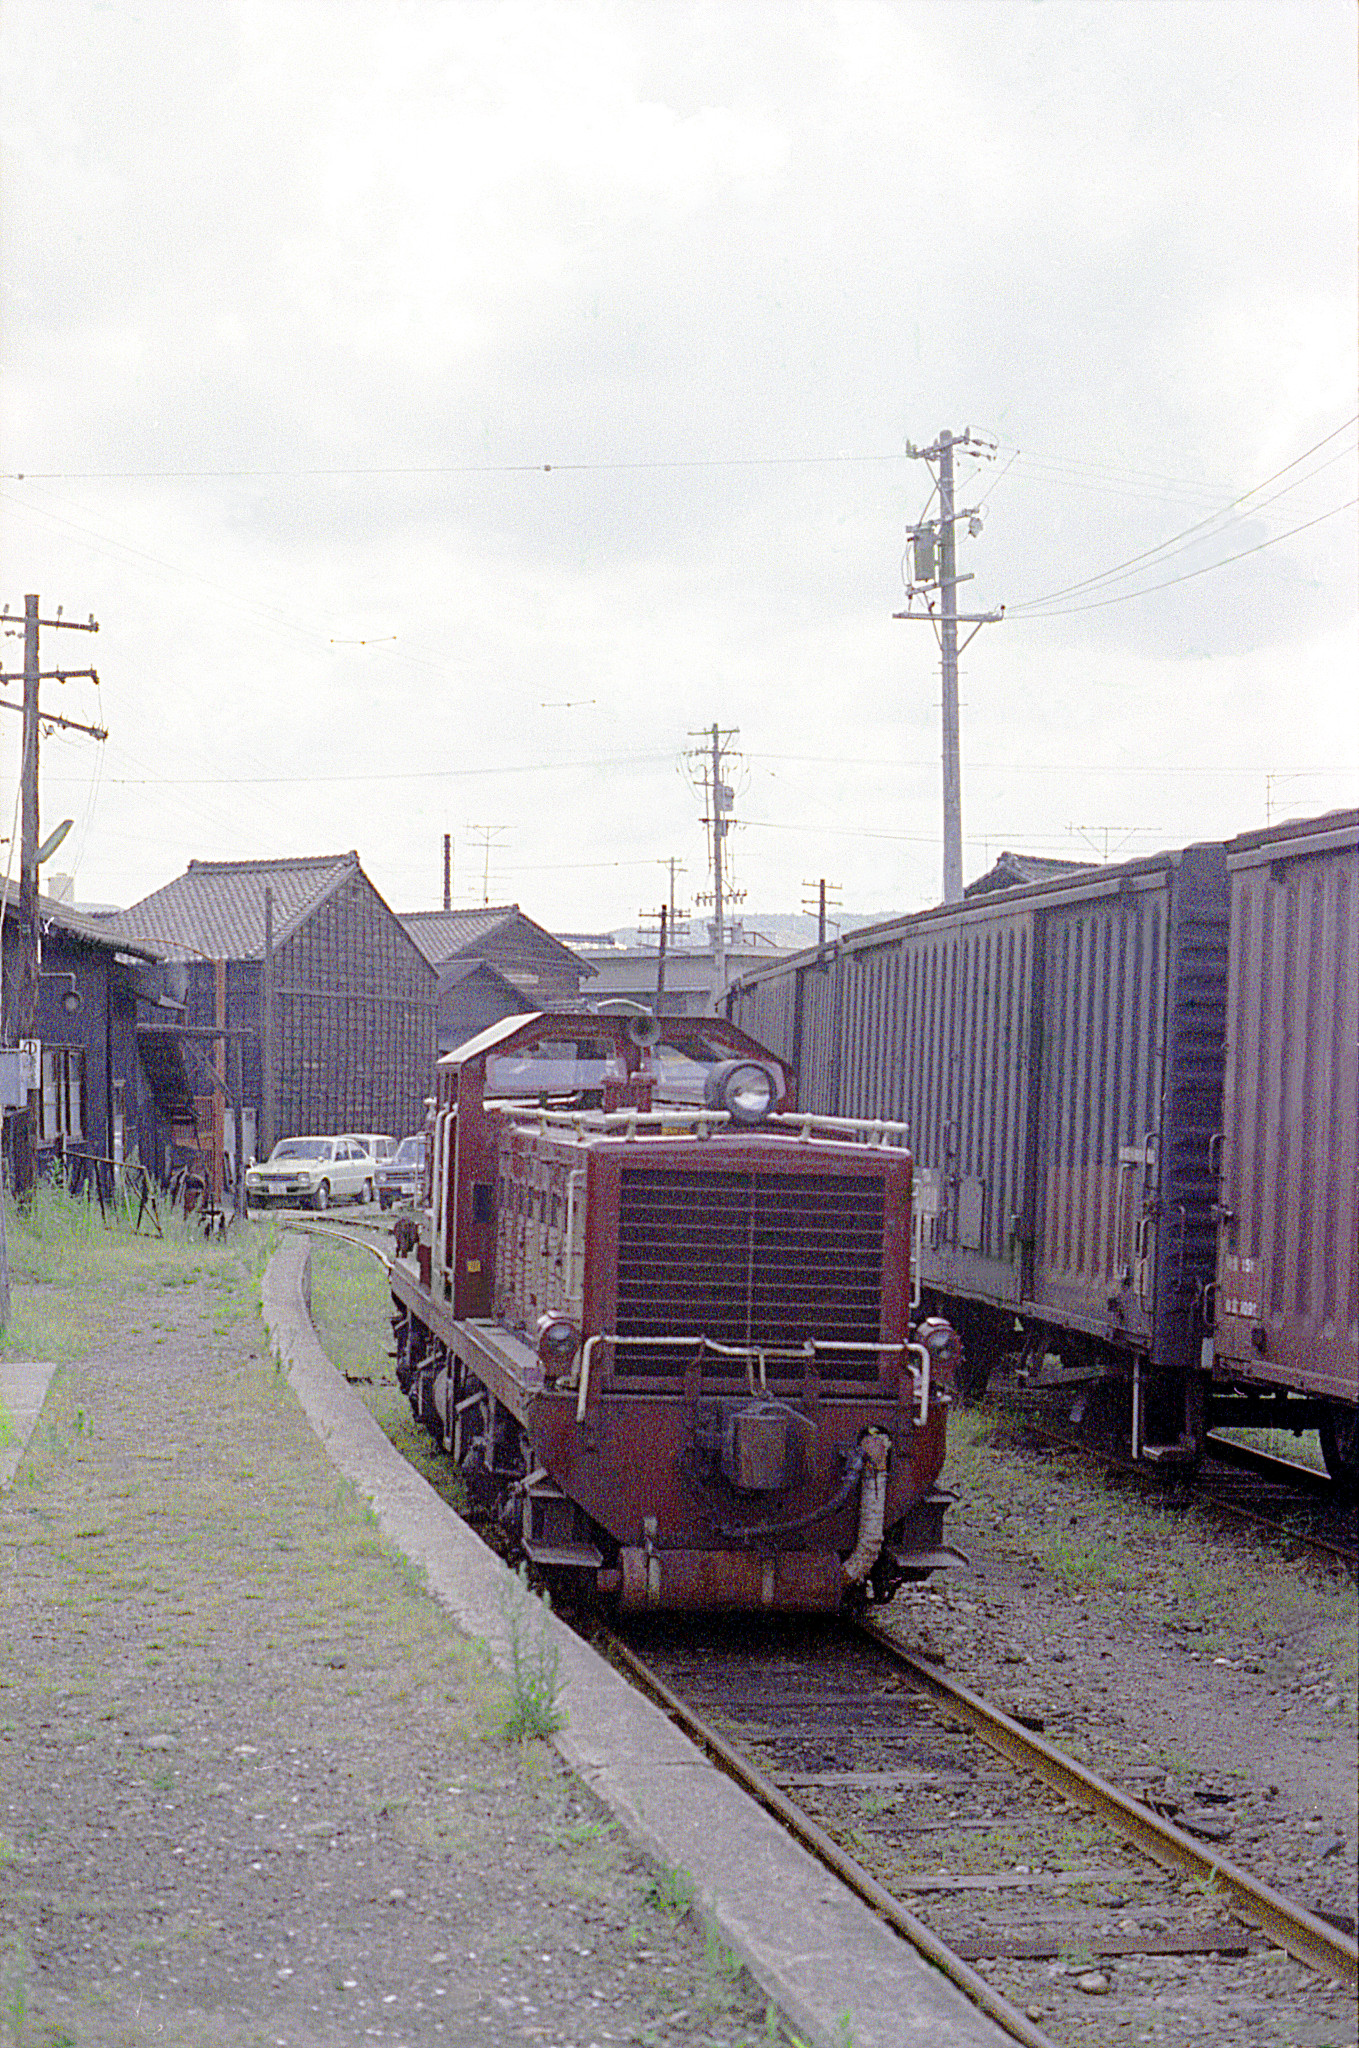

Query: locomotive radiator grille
(614, 1167), (886, 1382)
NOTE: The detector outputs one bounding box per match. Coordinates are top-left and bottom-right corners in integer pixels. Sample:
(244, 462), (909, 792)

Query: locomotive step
(521, 1536), (604, 1570)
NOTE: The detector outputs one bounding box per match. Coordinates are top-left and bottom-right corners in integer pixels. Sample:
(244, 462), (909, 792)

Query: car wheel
(379, 1192), (392, 1210)
(363, 1179), (375, 1206)
(312, 1180), (330, 1212)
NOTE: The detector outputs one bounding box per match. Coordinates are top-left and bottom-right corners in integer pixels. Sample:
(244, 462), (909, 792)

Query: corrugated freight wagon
(729, 842), (1232, 1461)
(1208, 810), (1358, 1483)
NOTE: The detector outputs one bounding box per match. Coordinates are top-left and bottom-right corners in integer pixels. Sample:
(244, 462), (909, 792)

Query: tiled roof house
(399, 904), (592, 1052)
(109, 853), (436, 1149)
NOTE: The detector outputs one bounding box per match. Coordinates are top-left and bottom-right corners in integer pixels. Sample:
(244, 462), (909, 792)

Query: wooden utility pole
(0, 595), (106, 1198)
(655, 904), (668, 1012)
(442, 833), (452, 911)
(260, 886), (276, 1160)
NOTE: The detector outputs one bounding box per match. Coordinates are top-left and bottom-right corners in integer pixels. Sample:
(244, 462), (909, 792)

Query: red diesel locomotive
(390, 1010), (963, 1611)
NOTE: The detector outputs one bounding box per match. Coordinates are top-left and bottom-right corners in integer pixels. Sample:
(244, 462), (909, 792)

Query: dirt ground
(876, 1405), (1359, 2045)
(0, 1246), (779, 2048)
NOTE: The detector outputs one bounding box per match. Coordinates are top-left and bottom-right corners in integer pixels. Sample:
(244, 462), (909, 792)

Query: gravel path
(0, 1268), (775, 2048)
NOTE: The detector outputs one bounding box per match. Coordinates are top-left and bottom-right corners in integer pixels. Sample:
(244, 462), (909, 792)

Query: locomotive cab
(392, 1011), (963, 1611)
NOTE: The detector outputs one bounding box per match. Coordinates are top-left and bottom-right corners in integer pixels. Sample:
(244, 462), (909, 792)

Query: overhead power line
(1012, 497), (1357, 620)
(1007, 416), (1358, 615)
(2, 451), (910, 483)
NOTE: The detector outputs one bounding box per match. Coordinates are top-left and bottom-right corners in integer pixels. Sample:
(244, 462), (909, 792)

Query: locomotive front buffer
(391, 1012), (965, 1613)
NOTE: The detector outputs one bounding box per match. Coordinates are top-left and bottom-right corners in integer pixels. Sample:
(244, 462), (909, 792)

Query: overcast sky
(2, 0), (1354, 936)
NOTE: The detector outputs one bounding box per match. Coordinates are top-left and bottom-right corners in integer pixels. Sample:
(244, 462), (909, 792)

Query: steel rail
(858, 1620), (1358, 1990)
(1008, 1415), (1357, 1573)
(285, 1219), (393, 1271)
(605, 1631), (1060, 2048)
(1204, 1432), (1340, 1497)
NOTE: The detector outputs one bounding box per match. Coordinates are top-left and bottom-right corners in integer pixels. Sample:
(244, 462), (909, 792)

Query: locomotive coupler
(690, 1397), (816, 1493)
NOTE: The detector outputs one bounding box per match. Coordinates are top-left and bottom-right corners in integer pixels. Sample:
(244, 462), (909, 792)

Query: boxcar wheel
(1319, 1403), (1358, 1489)
(311, 1180), (330, 1212)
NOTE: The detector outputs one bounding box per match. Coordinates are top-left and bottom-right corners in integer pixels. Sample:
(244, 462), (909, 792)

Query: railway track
(606, 1613), (1357, 2048)
(994, 1380), (1358, 1573)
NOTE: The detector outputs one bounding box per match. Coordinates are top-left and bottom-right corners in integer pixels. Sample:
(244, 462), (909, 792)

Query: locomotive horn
(626, 1012), (663, 1048)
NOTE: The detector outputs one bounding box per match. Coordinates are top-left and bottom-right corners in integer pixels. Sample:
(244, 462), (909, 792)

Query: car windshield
(394, 1136), (424, 1165)
(270, 1139), (330, 1162)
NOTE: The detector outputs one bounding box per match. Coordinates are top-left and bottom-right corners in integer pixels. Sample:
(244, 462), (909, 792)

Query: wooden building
(399, 905), (592, 1046)
(110, 853), (436, 1154)
(0, 892), (178, 1183)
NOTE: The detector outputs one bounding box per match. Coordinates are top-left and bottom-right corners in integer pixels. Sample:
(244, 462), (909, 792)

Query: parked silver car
(245, 1136), (375, 1211)
(376, 1133), (426, 1210)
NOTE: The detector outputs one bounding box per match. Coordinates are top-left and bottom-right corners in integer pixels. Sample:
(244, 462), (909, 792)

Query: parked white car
(343, 1132), (396, 1165)
(245, 1136), (375, 1211)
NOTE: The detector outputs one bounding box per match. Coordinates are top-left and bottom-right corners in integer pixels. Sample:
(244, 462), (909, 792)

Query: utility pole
(896, 431), (1003, 904)
(803, 877), (841, 964)
(260, 886), (276, 1161)
(656, 856), (687, 934)
(655, 904), (668, 1012)
(0, 595), (106, 1198)
(688, 725), (743, 1007)
(442, 833), (452, 911)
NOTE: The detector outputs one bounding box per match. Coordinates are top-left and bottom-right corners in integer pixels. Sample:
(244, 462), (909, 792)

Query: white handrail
(504, 1105), (909, 1147)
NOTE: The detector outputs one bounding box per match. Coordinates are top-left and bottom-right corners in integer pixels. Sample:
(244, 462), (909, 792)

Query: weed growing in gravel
(497, 1565), (566, 1742)
(646, 1861), (697, 1917)
(946, 1404), (1357, 1698)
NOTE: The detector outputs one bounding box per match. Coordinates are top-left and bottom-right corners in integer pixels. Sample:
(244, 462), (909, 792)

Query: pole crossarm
(0, 610), (98, 634)
(0, 700), (108, 741)
(0, 668), (101, 684)
(893, 611), (1004, 624)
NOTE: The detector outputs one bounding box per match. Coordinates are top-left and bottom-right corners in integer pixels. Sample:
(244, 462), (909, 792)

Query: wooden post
(13, 596), (40, 1200)
(232, 1034), (244, 1217)
(213, 959), (226, 1205)
(260, 886), (275, 1158)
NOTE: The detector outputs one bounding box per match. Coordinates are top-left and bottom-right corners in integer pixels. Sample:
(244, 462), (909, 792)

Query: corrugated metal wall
(730, 847), (1233, 1374)
(1217, 820), (1359, 1403)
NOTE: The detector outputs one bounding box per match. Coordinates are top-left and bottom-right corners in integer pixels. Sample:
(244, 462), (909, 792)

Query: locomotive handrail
(574, 1332), (935, 1426)
(506, 1104), (910, 1146)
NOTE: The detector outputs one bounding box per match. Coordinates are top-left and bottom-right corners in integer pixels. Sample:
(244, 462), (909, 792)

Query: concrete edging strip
(261, 1235), (1011, 2048)
(0, 1358), (63, 1491)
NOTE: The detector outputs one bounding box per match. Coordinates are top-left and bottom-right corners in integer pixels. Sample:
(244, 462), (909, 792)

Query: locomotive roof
(436, 1009), (784, 1072)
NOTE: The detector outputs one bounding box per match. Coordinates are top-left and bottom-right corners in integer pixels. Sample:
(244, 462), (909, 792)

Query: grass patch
(1, 1183), (268, 1361)
(305, 1233), (393, 1380)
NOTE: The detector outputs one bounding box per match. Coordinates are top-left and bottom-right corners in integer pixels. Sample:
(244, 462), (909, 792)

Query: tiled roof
(436, 955), (524, 998)
(3, 891), (162, 958)
(103, 853), (361, 960)
(399, 904), (590, 977)
(964, 851), (1095, 899)
(400, 905), (519, 966)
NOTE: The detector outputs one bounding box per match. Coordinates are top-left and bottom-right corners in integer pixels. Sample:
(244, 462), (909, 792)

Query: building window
(40, 1047), (85, 1144)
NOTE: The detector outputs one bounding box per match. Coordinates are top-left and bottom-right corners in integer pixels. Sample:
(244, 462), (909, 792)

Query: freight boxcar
(389, 1011), (963, 1609)
(729, 811), (1359, 1478)
(1206, 812), (1359, 1483)
(731, 843), (1233, 1461)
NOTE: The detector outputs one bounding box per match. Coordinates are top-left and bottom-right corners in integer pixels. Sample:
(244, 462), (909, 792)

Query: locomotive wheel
(1319, 1403), (1359, 1490)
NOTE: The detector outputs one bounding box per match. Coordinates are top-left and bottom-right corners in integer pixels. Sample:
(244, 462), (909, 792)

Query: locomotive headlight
(536, 1314), (580, 1376)
(704, 1059), (777, 1125)
(914, 1316), (962, 1399)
